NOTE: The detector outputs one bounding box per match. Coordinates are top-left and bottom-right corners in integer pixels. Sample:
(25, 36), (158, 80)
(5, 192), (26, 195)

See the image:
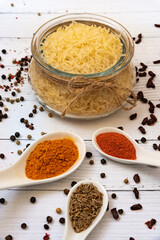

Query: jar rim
(31, 13), (134, 78)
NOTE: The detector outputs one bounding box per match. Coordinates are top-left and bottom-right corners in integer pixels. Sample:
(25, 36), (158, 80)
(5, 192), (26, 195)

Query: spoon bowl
(92, 127), (160, 167)
(0, 131), (86, 190)
(63, 179), (108, 240)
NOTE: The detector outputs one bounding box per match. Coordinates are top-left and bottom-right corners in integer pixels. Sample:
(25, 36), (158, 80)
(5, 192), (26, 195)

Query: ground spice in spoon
(69, 183), (103, 233)
(25, 138), (79, 180)
(96, 132), (136, 160)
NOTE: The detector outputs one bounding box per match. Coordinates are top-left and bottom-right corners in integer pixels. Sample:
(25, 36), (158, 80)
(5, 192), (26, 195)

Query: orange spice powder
(25, 138), (79, 180)
(96, 132), (136, 160)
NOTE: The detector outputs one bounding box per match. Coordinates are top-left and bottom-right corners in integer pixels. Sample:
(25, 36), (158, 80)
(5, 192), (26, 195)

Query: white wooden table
(0, 0), (160, 239)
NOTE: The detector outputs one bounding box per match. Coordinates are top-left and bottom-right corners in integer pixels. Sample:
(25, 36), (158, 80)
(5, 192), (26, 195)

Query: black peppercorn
(2, 49), (7, 54)
(30, 196), (36, 203)
(0, 101), (4, 107)
(20, 96), (24, 101)
(10, 135), (16, 141)
(141, 137), (146, 143)
(1, 74), (6, 79)
(101, 158), (106, 165)
(21, 223), (27, 229)
(64, 189), (70, 195)
(111, 193), (117, 199)
(32, 109), (37, 114)
(59, 217), (65, 224)
(71, 181), (77, 187)
(86, 152), (92, 158)
(0, 153), (5, 159)
(20, 118), (24, 123)
(3, 114), (8, 119)
(118, 209), (123, 215)
(100, 173), (105, 178)
(46, 216), (53, 223)
(29, 113), (33, 117)
(0, 198), (5, 204)
(11, 91), (16, 96)
(44, 224), (49, 230)
(15, 132), (20, 138)
(24, 119), (28, 124)
(5, 235), (13, 240)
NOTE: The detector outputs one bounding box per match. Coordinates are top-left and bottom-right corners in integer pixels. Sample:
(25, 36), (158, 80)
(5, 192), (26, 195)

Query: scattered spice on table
(44, 224), (49, 230)
(39, 106), (44, 111)
(153, 60), (160, 64)
(145, 218), (156, 229)
(64, 189), (70, 195)
(86, 152), (92, 158)
(69, 183), (103, 232)
(0, 153), (5, 159)
(138, 126), (146, 134)
(111, 193), (117, 199)
(129, 238), (135, 240)
(155, 24), (160, 28)
(96, 132), (136, 160)
(30, 196), (36, 203)
(111, 208), (119, 220)
(17, 150), (22, 155)
(117, 126), (123, 130)
(133, 174), (140, 183)
(130, 204), (142, 210)
(5, 235), (13, 240)
(43, 233), (50, 240)
(41, 131), (46, 135)
(25, 139), (79, 180)
(118, 209), (124, 215)
(56, 208), (62, 214)
(135, 33), (142, 44)
(27, 134), (32, 139)
(48, 112), (53, 118)
(153, 143), (158, 150)
(0, 198), (5, 204)
(59, 217), (65, 224)
(141, 137), (146, 143)
(15, 132), (20, 137)
(21, 223), (27, 229)
(129, 113), (137, 120)
(124, 178), (129, 184)
(101, 158), (107, 165)
(10, 135), (16, 142)
(89, 159), (94, 165)
(100, 173), (105, 178)
(141, 117), (148, 125)
(46, 216), (53, 223)
(133, 187), (139, 199)
(71, 181), (77, 187)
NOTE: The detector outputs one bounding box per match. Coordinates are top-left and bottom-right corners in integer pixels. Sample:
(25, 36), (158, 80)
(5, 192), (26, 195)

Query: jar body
(29, 13), (135, 119)
(29, 59), (135, 118)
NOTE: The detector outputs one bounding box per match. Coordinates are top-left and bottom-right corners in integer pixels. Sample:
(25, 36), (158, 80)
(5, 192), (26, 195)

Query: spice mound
(25, 138), (79, 180)
(69, 183), (103, 233)
(96, 132), (136, 160)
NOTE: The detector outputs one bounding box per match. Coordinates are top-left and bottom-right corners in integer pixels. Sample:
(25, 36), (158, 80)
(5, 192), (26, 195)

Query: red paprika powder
(96, 132), (136, 160)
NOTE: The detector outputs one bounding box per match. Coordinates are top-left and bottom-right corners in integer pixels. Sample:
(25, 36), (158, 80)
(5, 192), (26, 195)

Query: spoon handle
(63, 231), (85, 240)
(139, 148), (160, 167)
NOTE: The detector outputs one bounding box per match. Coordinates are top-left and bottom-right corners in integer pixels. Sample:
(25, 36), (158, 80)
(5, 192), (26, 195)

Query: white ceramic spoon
(92, 127), (160, 167)
(0, 131), (86, 190)
(63, 179), (108, 240)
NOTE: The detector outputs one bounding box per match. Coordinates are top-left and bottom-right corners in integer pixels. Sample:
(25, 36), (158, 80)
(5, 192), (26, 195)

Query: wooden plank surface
(0, 0), (160, 239)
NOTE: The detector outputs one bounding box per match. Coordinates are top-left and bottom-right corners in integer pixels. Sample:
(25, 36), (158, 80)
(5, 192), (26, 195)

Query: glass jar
(29, 13), (135, 119)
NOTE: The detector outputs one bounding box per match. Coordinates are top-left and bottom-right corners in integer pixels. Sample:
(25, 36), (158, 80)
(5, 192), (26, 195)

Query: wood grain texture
(0, 0), (160, 239)
(0, 190), (160, 240)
